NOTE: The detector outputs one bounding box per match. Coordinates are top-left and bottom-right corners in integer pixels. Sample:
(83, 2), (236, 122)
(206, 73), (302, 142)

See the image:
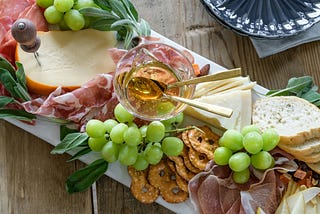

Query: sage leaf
(90, 18), (119, 31)
(0, 57), (16, 78)
(0, 68), (20, 98)
(93, 0), (112, 10)
(51, 132), (89, 154)
(0, 96), (15, 108)
(267, 76), (314, 97)
(109, 0), (129, 19)
(120, 0), (138, 21)
(60, 125), (78, 141)
(79, 7), (119, 19)
(67, 147), (92, 162)
(301, 89), (320, 103)
(15, 62), (27, 91)
(0, 109), (36, 121)
(66, 158), (108, 193)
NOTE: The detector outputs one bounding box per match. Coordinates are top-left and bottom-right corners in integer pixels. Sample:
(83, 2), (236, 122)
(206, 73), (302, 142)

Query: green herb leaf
(139, 19), (151, 36)
(0, 96), (15, 108)
(93, 0), (112, 10)
(67, 147), (92, 162)
(90, 18), (119, 31)
(120, 0), (138, 21)
(267, 76), (313, 97)
(301, 89), (320, 103)
(66, 158), (108, 193)
(108, 0), (129, 19)
(79, 7), (119, 19)
(60, 125), (79, 141)
(0, 57), (16, 79)
(0, 109), (36, 121)
(51, 132), (89, 154)
(84, 0), (151, 49)
(15, 62), (27, 91)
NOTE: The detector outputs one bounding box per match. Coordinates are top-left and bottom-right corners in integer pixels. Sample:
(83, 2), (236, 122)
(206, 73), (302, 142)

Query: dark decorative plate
(200, 0), (320, 38)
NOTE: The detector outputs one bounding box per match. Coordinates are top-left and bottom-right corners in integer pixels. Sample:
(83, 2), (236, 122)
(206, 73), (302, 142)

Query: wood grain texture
(2, 0), (320, 213)
(0, 120), (93, 214)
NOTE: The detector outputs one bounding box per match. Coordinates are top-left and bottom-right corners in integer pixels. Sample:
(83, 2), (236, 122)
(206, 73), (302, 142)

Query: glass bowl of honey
(113, 43), (196, 121)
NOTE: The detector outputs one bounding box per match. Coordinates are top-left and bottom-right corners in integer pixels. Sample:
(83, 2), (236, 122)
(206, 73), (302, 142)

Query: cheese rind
(16, 29), (117, 95)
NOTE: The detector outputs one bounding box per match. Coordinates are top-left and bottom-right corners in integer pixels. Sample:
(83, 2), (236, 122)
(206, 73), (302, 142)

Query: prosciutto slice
(189, 153), (298, 214)
(22, 74), (118, 130)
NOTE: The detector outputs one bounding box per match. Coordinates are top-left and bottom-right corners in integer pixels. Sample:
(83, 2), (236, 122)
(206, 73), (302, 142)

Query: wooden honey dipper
(11, 18), (41, 66)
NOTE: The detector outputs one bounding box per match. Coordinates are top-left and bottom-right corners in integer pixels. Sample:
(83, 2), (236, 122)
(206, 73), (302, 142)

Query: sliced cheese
(184, 89), (252, 131)
(16, 29), (117, 95)
(194, 76), (254, 98)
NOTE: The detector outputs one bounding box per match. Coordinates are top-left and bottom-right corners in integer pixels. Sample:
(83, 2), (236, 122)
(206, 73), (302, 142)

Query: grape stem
(165, 126), (205, 134)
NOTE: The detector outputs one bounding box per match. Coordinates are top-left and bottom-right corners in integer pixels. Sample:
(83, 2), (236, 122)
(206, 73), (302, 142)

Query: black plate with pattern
(201, 0), (320, 38)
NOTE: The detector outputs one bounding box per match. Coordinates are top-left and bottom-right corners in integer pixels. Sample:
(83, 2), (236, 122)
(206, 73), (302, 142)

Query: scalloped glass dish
(201, 0), (320, 38)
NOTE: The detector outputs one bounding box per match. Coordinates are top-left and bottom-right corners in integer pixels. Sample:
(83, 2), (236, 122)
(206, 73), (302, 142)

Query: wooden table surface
(2, 0), (320, 213)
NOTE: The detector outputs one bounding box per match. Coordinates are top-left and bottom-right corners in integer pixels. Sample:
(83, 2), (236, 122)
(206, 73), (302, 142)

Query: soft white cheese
(16, 29), (117, 93)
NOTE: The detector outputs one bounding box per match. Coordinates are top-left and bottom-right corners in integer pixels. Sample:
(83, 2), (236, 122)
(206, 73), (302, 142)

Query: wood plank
(0, 120), (93, 213)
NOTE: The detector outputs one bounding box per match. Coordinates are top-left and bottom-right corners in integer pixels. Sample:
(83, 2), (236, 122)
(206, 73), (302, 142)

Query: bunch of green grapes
(85, 103), (185, 171)
(36, 0), (98, 30)
(213, 125), (280, 184)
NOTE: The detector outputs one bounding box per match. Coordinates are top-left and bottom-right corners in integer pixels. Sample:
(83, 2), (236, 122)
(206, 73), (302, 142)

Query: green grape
(262, 128), (280, 151)
(143, 143), (163, 165)
(161, 137), (184, 156)
(114, 103), (134, 123)
(241, 124), (261, 136)
(219, 129), (243, 151)
(58, 18), (70, 30)
(103, 119), (119, 133)
(123, 126), (142, 146)
(213, 146), (233, 166)
(88, 137), (107, 152)
(139, 125), (148, 138)
(54, 0), (74, 12)
(44, 5), (64, 24)
(157, 101), (175, 115)
(110, 123), (128, 144)
(251, 151), (274, 170)
(161, 112), (184, 128)
(232, 168), (250, 184)
(127, 122), (138, 128)
(73, 0), (98, 9)
(85, 119), (107, 138)
(118, 144), (138, 166)
(133, 153), (149, 171)
(101, 141), (120, 163)
(36, 0), (54, 8)
(228, 152), (250, 172)
(146, 121), (165, 143)
(243, 132), (263, 154)
(64, 9), (85, 31)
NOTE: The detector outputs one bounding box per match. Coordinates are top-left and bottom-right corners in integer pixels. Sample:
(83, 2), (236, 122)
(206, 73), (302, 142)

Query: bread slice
(279, 138), (320, 156)
(252, 96), (320, 146)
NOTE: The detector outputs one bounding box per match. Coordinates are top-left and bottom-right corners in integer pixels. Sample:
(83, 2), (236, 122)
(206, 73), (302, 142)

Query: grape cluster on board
(36, 0), (97, 30)
(214, 125), (280, 184)
(85, 103), (184, 171)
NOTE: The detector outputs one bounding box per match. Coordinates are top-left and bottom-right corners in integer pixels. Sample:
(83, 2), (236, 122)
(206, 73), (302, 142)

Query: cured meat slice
(22, 74), (118, 129)
(188, 157), (297, 214)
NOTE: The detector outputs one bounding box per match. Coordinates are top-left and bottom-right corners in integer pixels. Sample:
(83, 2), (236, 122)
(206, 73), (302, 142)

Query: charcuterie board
(4, 30), (269, 213)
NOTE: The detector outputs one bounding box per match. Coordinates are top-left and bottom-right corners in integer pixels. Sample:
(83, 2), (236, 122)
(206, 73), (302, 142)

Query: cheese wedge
(184, 89), (252, 131)
(15, 29), (117, 95)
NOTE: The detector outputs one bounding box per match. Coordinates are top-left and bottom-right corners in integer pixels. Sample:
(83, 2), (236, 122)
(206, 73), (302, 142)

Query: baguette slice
(252, 96), (320, 146)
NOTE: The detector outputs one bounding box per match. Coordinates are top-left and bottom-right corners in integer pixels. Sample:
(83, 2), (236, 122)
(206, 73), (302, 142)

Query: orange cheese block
(15, 29), (117, 95)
